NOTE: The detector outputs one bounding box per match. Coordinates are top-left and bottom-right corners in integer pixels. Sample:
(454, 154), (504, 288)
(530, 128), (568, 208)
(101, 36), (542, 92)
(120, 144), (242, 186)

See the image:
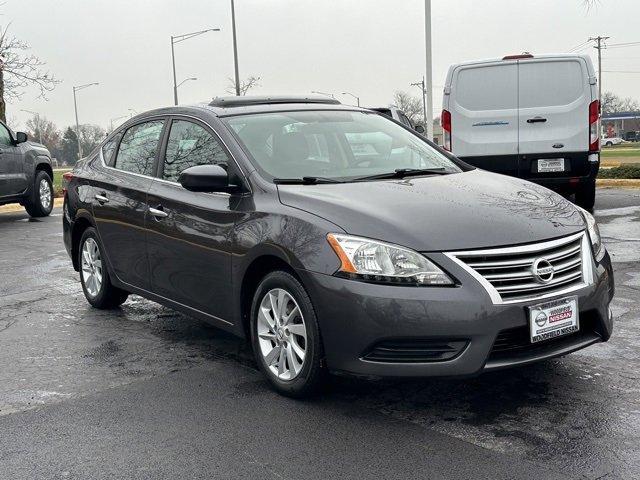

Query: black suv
(63, 97), (613, 397)
(0, 121), (54, 217)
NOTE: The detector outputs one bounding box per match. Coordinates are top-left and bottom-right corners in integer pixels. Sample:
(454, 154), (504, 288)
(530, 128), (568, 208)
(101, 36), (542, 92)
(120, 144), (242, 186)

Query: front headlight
(578, 207), (603, 259)
(326, 233), (453, 286)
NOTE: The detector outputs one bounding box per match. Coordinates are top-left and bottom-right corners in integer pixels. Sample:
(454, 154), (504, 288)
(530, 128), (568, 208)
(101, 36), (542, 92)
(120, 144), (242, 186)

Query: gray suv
(0, 122), (54, 217)
(63, 96), (614, 397)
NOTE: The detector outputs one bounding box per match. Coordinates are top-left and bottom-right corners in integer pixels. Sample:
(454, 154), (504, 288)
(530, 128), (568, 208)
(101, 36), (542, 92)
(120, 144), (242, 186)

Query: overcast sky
(5, 0), (640, 131)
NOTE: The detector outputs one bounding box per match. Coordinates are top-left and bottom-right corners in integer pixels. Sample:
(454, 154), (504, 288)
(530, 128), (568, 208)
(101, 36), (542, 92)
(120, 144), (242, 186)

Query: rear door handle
(527, 117), (547, 124)
(149, 206), (169, 219)
(95, 193), (109, 204)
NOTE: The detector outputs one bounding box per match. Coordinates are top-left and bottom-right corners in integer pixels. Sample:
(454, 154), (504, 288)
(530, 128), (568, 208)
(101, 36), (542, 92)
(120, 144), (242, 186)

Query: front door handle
(95, 193), (109, 204)
(527, 117), (547, 124)
(149, 206), (169, 219)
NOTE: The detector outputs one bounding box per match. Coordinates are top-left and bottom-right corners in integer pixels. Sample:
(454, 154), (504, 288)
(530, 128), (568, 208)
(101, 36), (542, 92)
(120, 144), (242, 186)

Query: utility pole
(424, 0), (434, 141)
(589, 35), (609, 103)
(231, 0), (241, 96)
(411, 78), (427, 131)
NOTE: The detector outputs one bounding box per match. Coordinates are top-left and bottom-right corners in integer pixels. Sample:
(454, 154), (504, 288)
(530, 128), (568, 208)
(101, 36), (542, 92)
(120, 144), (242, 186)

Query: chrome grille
(446, 232), (592, 304)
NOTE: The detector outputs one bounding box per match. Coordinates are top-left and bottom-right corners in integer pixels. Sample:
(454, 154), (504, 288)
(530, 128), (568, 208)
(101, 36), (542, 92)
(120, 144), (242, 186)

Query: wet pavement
(0, 188), (638, 479)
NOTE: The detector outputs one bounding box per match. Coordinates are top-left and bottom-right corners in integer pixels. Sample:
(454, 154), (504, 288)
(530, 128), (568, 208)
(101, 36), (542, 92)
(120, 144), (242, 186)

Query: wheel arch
(35, 161), (53, 183)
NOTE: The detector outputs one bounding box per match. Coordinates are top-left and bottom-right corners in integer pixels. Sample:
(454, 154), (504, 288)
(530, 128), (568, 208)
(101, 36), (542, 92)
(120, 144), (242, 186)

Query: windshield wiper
(353, 168), (449, 182)
(273, 176), (344, 185)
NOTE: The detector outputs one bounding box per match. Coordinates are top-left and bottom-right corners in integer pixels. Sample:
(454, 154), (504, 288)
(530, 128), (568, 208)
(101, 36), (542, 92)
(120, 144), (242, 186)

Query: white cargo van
(442, 54), (600, 210)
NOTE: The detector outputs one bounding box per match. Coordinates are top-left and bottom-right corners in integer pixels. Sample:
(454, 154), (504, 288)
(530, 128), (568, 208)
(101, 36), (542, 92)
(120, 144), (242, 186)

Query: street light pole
(424, 0), (434, 141)
(171, 28), (220, 105)
(311, 90), (336, 99)
(231, 0), (241, 96)
(73, 82), (99, 160)
(341, 92), (360, 107)
(20, 109), (43, 144)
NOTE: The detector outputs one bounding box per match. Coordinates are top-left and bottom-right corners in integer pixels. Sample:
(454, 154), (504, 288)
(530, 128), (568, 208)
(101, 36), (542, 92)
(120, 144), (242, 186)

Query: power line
(568, 40), (591, 52)
(602, 70), (640, 74)
(606, 41), (640, 48)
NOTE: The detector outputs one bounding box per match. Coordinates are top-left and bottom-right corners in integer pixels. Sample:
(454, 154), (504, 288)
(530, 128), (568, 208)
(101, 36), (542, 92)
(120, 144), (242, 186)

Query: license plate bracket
(528, 296), (579, 343)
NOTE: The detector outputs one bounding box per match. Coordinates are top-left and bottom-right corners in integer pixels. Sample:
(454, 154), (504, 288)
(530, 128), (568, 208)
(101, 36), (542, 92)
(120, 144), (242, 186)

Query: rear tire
(250, 271), (326, 397)
(575, 181), (596, 212)
(78, 227), (129, 309)
(24, 171), (54, 218)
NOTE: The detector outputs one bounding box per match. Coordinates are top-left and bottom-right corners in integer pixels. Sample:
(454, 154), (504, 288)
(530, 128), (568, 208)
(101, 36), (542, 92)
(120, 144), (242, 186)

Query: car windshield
(224, 110), (462, 181)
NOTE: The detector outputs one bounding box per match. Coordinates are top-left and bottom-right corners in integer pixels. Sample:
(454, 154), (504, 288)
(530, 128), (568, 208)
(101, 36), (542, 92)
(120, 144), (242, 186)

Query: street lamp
(311, 90), (336, 99)
(177, 77), (198, 89)
(73, 82), (99, 160)
(128, 108), (138, 118)
(230, 0), (240, 96)
(20, 109), (43, 144)
(171, 28), (220, 105)
(341, 92), (360, 107)
(109, 114), (129, 132)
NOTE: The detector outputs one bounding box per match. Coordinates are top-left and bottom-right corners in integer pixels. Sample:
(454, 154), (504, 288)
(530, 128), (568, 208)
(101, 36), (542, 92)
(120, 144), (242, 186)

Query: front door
(92, 120), (166, 291)
(0, 123), (26, 197)
(146, 118), (241, 322)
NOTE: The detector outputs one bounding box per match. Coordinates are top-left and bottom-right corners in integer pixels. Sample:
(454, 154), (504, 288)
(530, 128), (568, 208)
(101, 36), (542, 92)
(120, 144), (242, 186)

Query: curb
(0, 197), (64, 214)
(596, 179), (640, 189)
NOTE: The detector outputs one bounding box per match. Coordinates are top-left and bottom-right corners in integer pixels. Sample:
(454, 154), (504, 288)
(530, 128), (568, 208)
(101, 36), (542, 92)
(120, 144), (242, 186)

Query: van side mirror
(15, 132), (28, 144)
(414, 125), (425, 134)
(178, 164), (237, 193)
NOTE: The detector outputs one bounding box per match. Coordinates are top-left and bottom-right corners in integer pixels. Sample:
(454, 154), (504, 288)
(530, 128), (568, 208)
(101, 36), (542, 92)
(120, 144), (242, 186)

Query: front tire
(575, 181), (596, 212)
(24, 171), (54, 218)
(250, 271), (326, 397)
(78, 227), (129, 309)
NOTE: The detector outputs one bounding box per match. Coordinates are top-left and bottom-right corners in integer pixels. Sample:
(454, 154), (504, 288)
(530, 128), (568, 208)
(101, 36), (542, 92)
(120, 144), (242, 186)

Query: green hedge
(598, 164), (640, 179)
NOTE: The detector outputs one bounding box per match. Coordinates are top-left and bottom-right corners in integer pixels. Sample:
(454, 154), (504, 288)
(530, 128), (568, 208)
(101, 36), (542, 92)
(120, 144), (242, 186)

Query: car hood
(277, 170), (586, 251)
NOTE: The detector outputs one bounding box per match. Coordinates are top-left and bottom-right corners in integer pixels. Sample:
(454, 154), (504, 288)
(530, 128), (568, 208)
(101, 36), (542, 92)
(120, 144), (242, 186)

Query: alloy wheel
(39, 179), (52, 210)
(257, 288), (307, 380)
(81, 238), (103, 298)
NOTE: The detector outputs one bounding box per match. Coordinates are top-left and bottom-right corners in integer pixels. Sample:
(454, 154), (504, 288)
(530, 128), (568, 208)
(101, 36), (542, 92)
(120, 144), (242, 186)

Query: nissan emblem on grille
(532, 258), (555, 284)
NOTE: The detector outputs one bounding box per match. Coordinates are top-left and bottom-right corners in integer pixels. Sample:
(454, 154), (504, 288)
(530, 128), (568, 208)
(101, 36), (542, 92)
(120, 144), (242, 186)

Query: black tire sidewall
(250, 271), (324, 397)
(26, 171), (54, 217)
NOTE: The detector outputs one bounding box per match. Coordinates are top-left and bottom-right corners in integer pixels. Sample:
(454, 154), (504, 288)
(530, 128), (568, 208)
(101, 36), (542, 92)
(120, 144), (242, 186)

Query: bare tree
(0, 25), (59, 122)
(25, 115), (60, 149)
(226, 75), (261, 96)
(393, 91), (424, 127)
(601, 91), (640, 115)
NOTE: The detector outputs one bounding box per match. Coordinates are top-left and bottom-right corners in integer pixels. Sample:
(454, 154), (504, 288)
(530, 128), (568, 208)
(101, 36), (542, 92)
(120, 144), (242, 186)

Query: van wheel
(24, 171), (54, 217)
(250, 271), (326, 397)
(575, 181), (596, 212)
(78, 227), (129, 309)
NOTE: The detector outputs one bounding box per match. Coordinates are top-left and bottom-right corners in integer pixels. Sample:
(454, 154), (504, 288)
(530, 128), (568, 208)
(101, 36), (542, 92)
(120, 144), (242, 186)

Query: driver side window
(0, 124), (13, 146)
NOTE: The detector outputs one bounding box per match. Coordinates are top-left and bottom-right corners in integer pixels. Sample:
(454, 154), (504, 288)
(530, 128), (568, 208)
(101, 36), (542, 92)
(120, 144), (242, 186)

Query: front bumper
(299, 249), (614, 378)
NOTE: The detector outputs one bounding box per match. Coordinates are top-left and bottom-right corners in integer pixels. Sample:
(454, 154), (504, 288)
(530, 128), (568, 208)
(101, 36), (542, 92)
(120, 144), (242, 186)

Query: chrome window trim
(445, 231), (593, 305)
(98, 113), (251, 197)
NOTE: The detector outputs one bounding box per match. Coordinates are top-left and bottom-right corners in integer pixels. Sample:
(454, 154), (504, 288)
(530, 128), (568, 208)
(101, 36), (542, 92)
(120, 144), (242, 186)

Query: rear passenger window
(102, 133), (122, 167)
(519, 60), (584, 109)
(455, 64), (518, 111)
(114, 121), (164, 176)
(162, 120), (230, 183)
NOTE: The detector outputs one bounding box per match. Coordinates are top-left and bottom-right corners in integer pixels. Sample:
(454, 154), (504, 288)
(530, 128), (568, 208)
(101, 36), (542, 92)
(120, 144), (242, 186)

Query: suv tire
(250, 270), (326, 397)
(78, 227), (129, 309)
(24, 170), (54, 218)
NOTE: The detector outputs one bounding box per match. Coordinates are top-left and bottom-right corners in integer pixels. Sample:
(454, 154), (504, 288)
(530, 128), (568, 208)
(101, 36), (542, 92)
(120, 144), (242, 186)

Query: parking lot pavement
(0, 188), (638, 479)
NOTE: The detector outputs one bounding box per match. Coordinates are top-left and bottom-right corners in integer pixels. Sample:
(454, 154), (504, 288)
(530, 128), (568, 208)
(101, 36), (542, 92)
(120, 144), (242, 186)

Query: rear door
(517, 58), (592, 177)
(449, 61), (519, 176)
(0, 123), (26, 197)
(92, 119), (166, 291)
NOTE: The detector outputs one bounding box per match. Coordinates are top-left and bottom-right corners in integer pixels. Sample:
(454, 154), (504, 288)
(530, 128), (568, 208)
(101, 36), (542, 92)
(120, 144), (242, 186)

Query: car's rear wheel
(24, 171), (54, 218)
(250, 271), (325, 397)
(79, 227), (129, 309)
(575, 181), (596, 212)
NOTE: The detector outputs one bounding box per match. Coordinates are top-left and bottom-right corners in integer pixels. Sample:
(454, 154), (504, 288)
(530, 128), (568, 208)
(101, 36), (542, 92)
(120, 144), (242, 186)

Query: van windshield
(225, 111), (461, 181)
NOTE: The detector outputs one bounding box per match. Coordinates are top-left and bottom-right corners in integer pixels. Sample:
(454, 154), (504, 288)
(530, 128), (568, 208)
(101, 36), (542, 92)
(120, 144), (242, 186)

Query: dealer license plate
(537, 158), (565, 172)
(528, 296), (579, 343)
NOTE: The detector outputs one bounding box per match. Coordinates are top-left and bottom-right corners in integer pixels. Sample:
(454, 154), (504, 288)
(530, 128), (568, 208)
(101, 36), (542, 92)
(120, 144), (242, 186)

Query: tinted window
(0, 124), (12, 146)
(114, 121), (164, 176)
(162, 120), (229, 182)
(102, 133), (122, 167)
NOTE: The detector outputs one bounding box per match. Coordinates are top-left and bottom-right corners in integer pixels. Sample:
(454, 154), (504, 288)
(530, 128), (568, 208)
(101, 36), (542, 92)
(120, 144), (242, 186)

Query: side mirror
(15, 132), (28, 144)
(414, 125), (425, 134)
(178, 164), (236, 193)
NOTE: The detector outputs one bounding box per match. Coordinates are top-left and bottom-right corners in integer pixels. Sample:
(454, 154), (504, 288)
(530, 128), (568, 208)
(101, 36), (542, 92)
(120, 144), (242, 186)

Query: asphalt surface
(0, 188), (639, 479)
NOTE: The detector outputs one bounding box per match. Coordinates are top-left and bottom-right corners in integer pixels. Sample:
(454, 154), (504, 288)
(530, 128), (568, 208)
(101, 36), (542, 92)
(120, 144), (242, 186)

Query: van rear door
(517, 57), (593, 178)
(448, 61), (519, 176)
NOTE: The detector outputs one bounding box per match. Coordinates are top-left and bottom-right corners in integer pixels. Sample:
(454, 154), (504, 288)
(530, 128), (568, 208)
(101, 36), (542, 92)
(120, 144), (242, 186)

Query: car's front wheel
(250, 271), (326, 397)
(24, 171), (54, 218)
(78, 227), (129, 309)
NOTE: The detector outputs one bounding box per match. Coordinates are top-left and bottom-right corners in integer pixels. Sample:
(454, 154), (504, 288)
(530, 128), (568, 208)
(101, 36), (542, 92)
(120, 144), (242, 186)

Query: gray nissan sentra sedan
(63, 96), (614, 397)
